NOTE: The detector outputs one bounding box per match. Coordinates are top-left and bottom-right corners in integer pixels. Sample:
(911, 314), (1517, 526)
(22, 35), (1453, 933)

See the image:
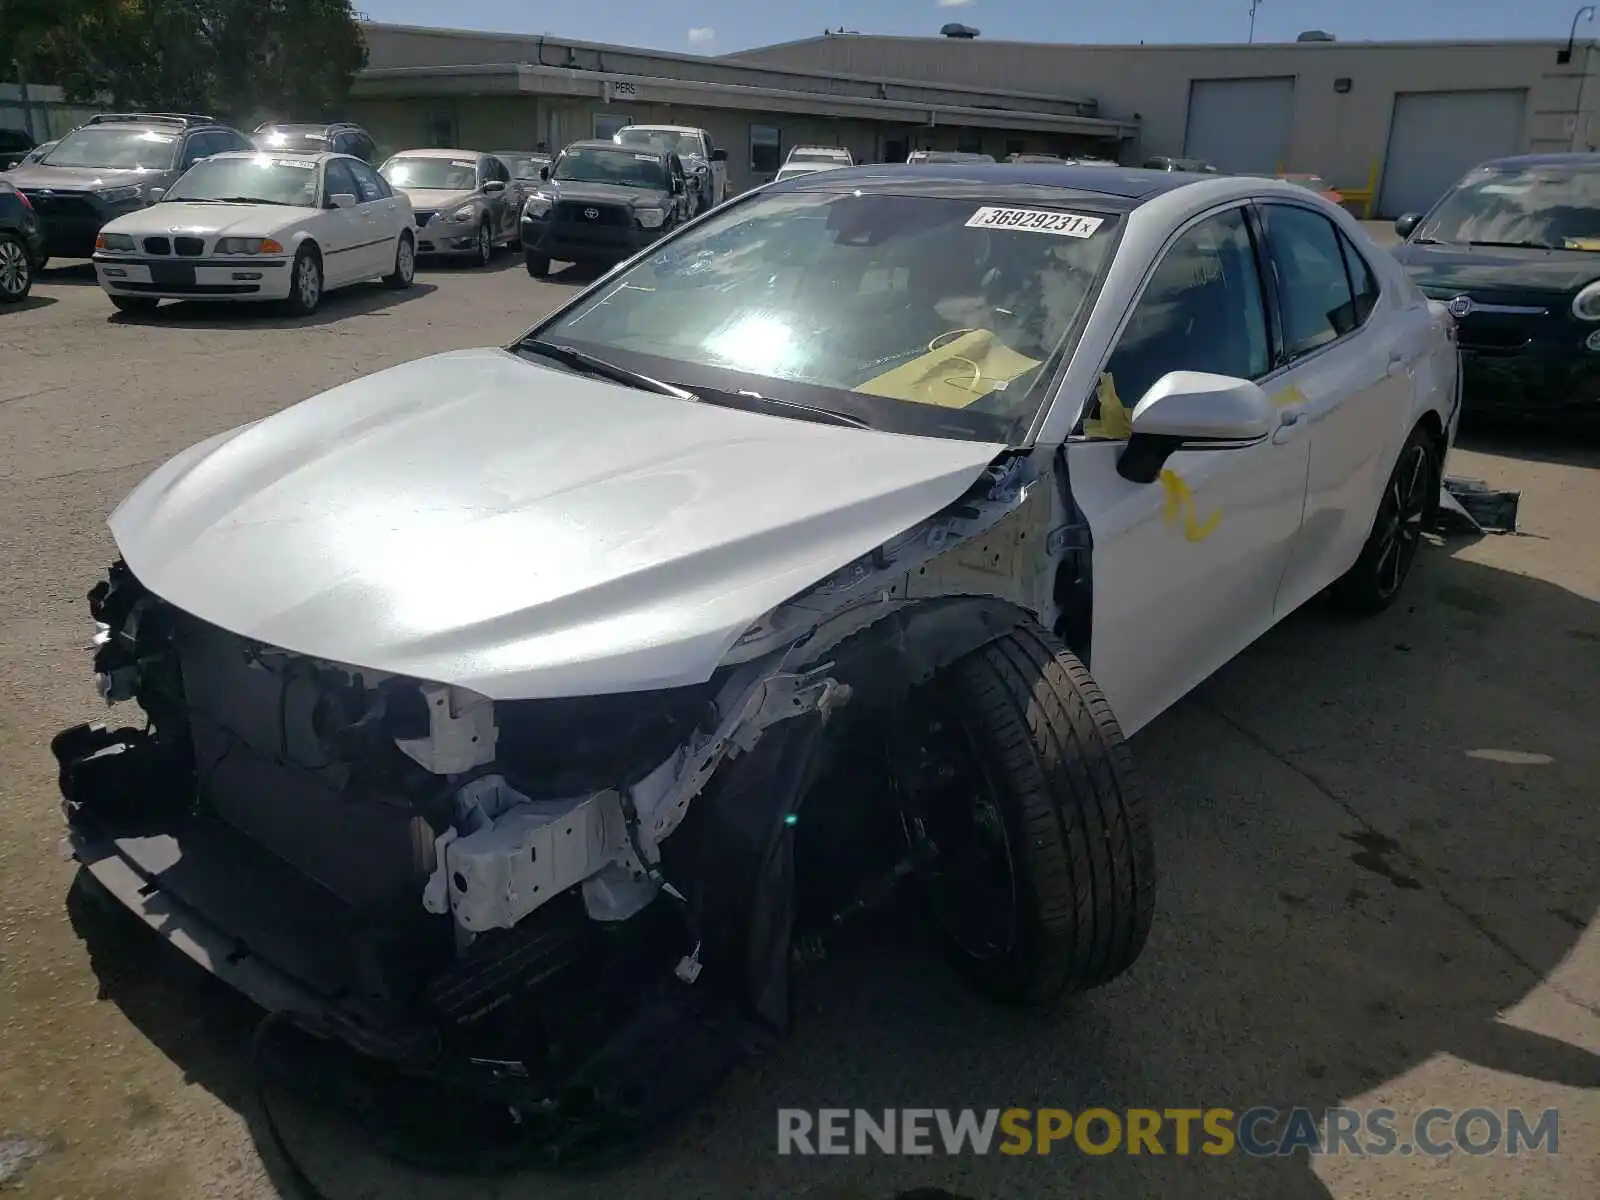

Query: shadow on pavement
(36, 260), (99, 286)
(105, 280), (438, 331)
(1, 294), (57, 312)
(65, 538), (1599, 1200)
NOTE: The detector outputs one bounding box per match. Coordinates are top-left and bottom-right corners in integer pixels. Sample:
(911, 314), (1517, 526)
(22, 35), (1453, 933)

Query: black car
(4, 112), (254, 260)
(0, 180), (46, 302)
(1391, 153), (1600, 423)
(520, 139), (690, 276)
(252, 121), (378, 164)
(0, 128), (36, 171)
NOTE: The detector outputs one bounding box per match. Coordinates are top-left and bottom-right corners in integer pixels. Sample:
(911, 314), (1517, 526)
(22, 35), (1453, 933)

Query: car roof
(387, 147), (489, 160)
(207, 150), (339, 163)
(619, 125), (702, 135)
(1477, 152), (1600, 170)
(772, 161), (1200, 206)
(566, 139), (667, 157)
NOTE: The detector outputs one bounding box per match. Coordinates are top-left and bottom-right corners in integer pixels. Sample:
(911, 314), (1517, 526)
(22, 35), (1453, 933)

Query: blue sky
(357, 0), (1600, 55)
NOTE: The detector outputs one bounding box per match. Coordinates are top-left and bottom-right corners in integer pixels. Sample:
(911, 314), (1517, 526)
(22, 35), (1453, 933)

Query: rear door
(1064, 203), (1313, 736)
(1251, 201), (1418, 614)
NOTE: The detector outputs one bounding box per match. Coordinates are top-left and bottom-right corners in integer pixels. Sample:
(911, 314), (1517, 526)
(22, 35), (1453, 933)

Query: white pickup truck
(613, 125), (729, 215)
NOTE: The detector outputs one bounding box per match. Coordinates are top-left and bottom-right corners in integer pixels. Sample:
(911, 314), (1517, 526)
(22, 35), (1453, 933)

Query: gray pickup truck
(520, 139), (691, 276)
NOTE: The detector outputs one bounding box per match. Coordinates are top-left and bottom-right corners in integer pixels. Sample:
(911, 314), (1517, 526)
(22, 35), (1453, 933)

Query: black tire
(1330, 424), (1439, 614)
(473, 221), (493, 267)
(524, 250), (550, 278)
(283, 245), (322, 316)
(109, 295), (158, 314)
(915, 624), (1155, 1005)
(0, 231), (32, 302)
(384, 232), (415, 290)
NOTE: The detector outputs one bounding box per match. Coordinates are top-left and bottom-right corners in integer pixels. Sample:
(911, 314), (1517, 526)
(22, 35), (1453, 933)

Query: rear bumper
(93, 253), (292, 301)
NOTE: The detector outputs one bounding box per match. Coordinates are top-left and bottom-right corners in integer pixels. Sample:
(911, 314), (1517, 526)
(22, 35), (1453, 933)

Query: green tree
(0, 0), (368, 122)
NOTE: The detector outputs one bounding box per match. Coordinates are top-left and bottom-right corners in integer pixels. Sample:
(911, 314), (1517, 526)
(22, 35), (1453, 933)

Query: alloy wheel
(0, 238), (29, 299)
(398, 238), (415, 284)
(1373, 443), (1431, 599)
(296, 256), (320, 311)
(477, 225), (491, 264)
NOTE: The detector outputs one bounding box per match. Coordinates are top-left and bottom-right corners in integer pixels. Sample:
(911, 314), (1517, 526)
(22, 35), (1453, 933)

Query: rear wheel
(0, 231), (32, 302)
(907, 624), (1155, 1004)
(1331, 425), (1438, 614)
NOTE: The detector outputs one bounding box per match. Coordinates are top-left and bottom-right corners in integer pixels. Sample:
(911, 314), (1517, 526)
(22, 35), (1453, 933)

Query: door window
(346, 159), (387, 203)
(593, 114), (633, 140)
(1258, 203), (1360, 359)
(750, 124), (781, 174)
(1337, 229), (1381, 325)
(323, 158), (360, 204)
(1081, 206), (1271, 432)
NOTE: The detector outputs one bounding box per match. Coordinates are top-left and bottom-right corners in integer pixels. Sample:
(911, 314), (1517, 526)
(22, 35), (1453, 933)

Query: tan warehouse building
(349, 22), (1600, 216)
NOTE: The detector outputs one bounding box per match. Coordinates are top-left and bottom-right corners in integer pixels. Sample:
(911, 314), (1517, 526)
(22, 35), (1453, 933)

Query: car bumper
(414, 218), (483, 255)
(93, 254), (293, 301)
(27, 198), (145, 259)
(521, 217), (661, 263)
(1459, 346), (1600, 421)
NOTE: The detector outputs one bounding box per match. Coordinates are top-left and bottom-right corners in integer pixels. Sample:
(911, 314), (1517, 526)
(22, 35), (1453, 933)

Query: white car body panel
(92, 152), (413, 302)
(108, 348), (1006, 701)
(1043, 178), (1457, 735)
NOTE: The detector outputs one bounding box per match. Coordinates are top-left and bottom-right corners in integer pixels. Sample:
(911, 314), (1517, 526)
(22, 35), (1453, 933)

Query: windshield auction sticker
(966, 207), (1104, 237)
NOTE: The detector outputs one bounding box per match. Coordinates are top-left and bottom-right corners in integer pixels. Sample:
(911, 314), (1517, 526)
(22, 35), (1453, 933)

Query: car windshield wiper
(1465, 239), (1557, 250)
(696, 386), (873, 429)
(521, 339), (699, 400)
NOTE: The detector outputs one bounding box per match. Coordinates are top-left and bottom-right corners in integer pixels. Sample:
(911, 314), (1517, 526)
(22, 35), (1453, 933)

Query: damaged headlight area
(54, 559), (856, 1112)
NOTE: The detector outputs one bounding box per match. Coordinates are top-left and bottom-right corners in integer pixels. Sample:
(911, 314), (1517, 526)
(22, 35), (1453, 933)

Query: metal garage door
(1183, 78), (1296, 174)
(1377, 90), (1526, 218)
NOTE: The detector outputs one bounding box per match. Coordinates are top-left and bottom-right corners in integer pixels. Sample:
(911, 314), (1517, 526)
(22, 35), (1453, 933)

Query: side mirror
(710, 148), (728, 163)
(483, 179), (506, 194)
(1115, 371), (1277, 484)
(538, 165), (550, 181)
(1394, 212), (1422, 240)
(147, 188), (165, 204)
(329, 192), (357, 209)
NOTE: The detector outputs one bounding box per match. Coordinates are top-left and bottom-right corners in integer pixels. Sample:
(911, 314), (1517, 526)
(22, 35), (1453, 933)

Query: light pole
(1559, 4), (1594, 63)
(1249, 0), (1264, 44)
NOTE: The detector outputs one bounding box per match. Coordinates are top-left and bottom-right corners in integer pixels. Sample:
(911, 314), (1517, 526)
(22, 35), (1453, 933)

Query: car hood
(102, 202), (312, 239)
(1391, 241), (1600, 295)
(2, 163), (158, 191)
(547, 181), (668, 207)
(110, 348), (1006, 700)
(398, 187), (476, 211)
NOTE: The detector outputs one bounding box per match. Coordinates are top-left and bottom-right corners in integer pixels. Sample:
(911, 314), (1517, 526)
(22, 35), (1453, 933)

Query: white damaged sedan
(56, 163), (1458, 1143)
(91, 150), (416, 316)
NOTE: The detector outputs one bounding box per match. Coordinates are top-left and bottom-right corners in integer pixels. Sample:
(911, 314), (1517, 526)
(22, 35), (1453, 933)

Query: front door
(317, 158), (370, 284)
(348, 158), (402, 275)
(1063, 203), (1312, 736)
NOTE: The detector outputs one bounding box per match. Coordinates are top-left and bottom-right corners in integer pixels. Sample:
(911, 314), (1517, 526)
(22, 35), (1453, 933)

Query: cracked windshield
(539, 189), (1120, 441)
(1417, 163), (1600, 250)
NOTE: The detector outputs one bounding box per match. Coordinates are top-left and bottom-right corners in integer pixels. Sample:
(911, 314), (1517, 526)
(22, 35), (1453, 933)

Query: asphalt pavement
(0, 246), (1595, 1200)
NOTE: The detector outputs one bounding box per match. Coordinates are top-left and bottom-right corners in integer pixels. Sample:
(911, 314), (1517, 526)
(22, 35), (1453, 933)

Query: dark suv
(0, 180), (46, 302)
(4, 112), (253, 260)
(252, 121), (378, 164)
(520, 139), (690, 275)
(0, 128), (36, 172)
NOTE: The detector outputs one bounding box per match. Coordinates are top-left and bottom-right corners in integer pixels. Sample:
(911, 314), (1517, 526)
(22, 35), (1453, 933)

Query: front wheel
(909, 624), (1155, 1005)
(524, 250), (550, 278)
(473, 222), (493, 267)
(1330, 425), (1438, 614)
(384, 233), (415, 290)
(283, 246), (323, 316)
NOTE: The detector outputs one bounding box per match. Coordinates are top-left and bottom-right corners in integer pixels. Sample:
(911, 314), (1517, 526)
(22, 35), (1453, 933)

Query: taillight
(16, 190), (32, 211)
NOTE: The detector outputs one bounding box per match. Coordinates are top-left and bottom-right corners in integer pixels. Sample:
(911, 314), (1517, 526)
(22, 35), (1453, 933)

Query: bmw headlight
(96, 185), (143, 205)
(522, 193), (552, 218)
(635, 207), (666, 229)
(216, 237), (284, 255)
(1573, 280), (1600, 321)
(450, 203), (476, 222)
(94, 232), (136, 252)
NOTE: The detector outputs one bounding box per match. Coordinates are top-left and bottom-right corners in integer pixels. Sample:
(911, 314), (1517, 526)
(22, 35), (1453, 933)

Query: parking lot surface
(1, 252), (1597, 1200)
